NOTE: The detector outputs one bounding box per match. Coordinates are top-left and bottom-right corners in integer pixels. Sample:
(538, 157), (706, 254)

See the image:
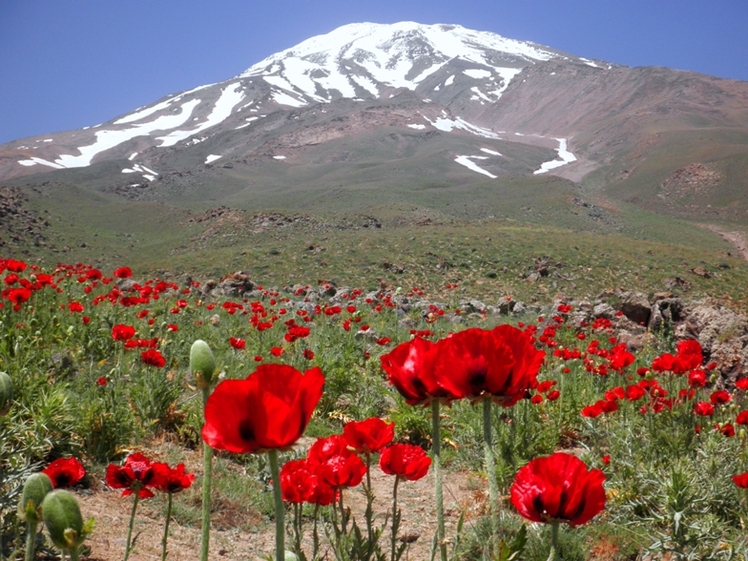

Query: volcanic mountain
(1, 22), (748, 274)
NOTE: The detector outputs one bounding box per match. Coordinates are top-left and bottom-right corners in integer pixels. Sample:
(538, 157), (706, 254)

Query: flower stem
(483, 397), (499, 555)
(547, 520), (560, 561)
(431, 400), (447, 561)
(200, 387), (213, 561)
(390, 477), (400, 561)
(268, 449), (285, 561)
(365, 452), (374, 547)
(161, 491), (173, 561)
(24, 522), (37, 561)
(123, 491), (141, 561)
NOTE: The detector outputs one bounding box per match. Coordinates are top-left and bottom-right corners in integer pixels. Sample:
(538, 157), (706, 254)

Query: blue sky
(1, 0), (747, 144)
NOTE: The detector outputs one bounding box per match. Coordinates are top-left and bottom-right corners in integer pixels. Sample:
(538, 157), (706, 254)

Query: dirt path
(699, 224), (748, 263)
(75, 452), (481, 561)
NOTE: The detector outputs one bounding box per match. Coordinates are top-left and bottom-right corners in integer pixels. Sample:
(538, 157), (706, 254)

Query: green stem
(547, 520), (560, 561)
(162, 492), (173, 561)
(390, 477), (400, 561)
(293, 502), (303, 557)
(24, 522), (37, 561)
(431, 399), (447, 561)
(338, 490), (347, 535)
(69, 548), (80, 561)
(483, 397), (499, 556)
(312, 503), (320, 560)
(200, 387), (213, 561)
(365, 452), (374, 547)
(268, 449), (285, 561)
(123, 491), (141, 561)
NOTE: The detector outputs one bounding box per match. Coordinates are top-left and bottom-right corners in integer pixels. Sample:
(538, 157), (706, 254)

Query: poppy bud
(0, 371), (13, 416)
(41, 490), (88, 552)
(190, 340), (216, 388)
(19, 473), (53, 525)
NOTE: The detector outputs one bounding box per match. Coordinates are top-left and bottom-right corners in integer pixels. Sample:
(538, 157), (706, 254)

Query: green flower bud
(0, 371), (13, 416)
(190, 340), (216, 388)
(41, 490), (86, 552)
(19, 473), (53, 525)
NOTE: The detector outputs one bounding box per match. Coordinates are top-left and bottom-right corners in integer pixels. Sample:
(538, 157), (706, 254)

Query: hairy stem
(483, 397), (499, 555)
(200, 387), (213, 561)
(268, 449), (285, 560)
(431, 399), (447, 561)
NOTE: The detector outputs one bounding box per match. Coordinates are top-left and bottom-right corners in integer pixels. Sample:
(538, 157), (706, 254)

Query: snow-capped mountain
(1, 20), (746, 201)
(0, 22), (597, 180)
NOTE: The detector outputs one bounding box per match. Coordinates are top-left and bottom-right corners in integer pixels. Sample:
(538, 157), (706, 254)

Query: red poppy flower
(380, 337), (444, 405)
(114, 266), (133, 278)
(343, 417), (395, 455)
(303, 349), (315, 360)
(280, 458), (336, 505)
(688, 369), (707, 388)
(736, 378), (748, 391)
(736, 411), (748, 425)
(4, 259), (27, 273)
(710, 390), (732, 405)
(693, 401), (715, 416)
(229, 337), (246, 350)
(673, 339), (703, 373)
(111, 324), (136, 341)
(308, 435), (366, 489)
(270, 346), (283, 357)
(510, 452), (606, 527)
(97, 376), (108, 386)
(379, 444), (431, 481)
(6, 287), (32, 305)
(202, 364), (324, 454)
(608, 344), (635, 371)
(433, 325), (545, 405)
(141, 349), (166, 368)
(718, 423), (736, 437)
(105, 452), (164, 498)
(43, 457), (86, 488)
(151, 463), (194, 494)
(733, 472), (748, 488)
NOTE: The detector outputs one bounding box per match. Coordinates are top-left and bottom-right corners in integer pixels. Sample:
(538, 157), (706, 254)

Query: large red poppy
(42, 457), (86, 488)
(433, 325), (544, 404)
(105, 452), (165, 498)
(307, 435), (366, 489)
(150, 463), (194, 494)
(280, 458), (337, 505)
(343, 417), (395, 455)
(380, 337), (444, 405)
(510, 452), (606, 527)
(202, 364), (324, 454)
(379, 443), (431, 481)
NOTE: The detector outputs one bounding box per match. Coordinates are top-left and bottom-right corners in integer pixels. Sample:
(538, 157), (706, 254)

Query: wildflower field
(2, 256), (748, 561)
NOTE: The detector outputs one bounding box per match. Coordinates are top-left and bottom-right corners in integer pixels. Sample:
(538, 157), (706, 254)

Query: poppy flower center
(238, 419), (256, 443)
(56, 474), (71, 487)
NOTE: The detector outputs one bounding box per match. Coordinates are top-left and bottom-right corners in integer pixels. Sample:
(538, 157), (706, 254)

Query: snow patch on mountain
(455, 155), (497, 178)
(54, 99), (201, 168)
(157, 82), (245, 147)
(534, 138), (577, 174)
(425, 112), (502, 139)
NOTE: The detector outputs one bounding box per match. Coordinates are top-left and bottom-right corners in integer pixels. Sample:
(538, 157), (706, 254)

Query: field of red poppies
(2, 256), (748, 561)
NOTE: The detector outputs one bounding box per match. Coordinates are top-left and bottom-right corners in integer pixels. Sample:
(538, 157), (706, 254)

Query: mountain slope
(1, 21), (748, 283)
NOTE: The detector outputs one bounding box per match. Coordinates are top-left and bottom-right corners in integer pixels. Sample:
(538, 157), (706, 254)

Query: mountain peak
(240, 21), (560, 95)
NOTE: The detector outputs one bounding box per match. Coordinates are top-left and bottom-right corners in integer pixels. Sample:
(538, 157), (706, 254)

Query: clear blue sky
(1, 0), (747, 144)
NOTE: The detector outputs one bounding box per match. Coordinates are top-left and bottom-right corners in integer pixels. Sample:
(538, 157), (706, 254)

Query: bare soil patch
(76, 446), (480, 561)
